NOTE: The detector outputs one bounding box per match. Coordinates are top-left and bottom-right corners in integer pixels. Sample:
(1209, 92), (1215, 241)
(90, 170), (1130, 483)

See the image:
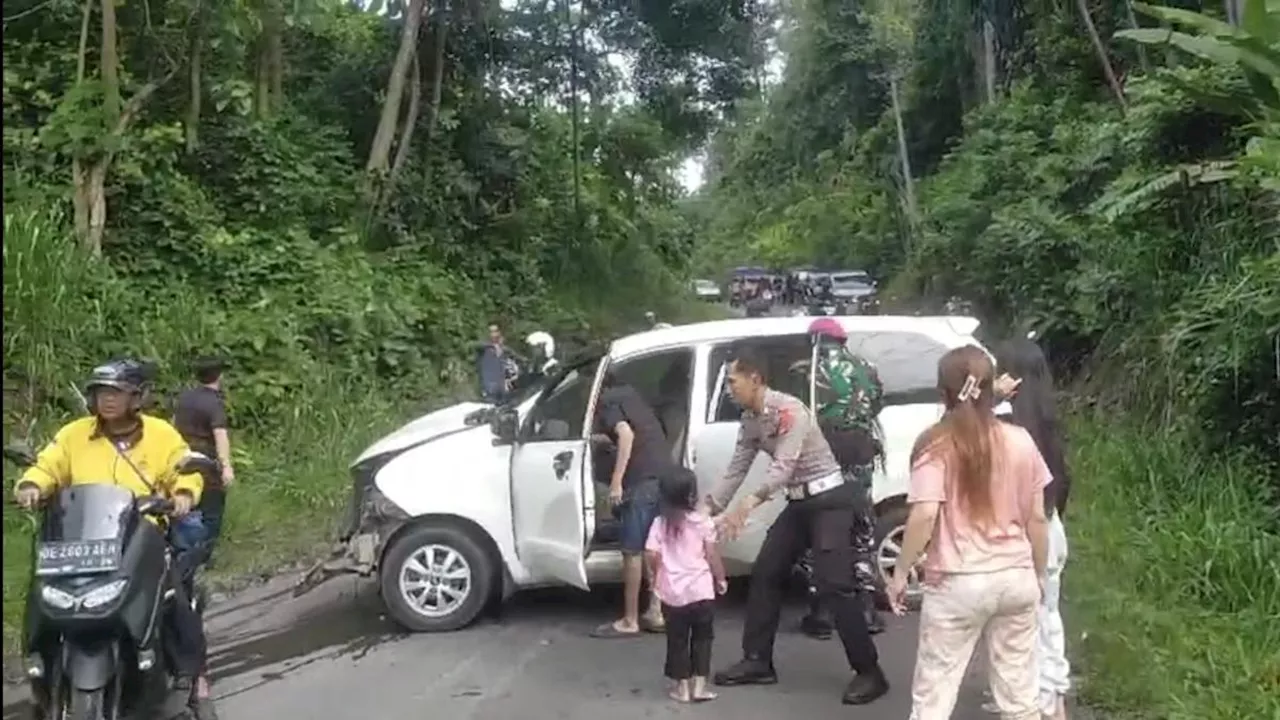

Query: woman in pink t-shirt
(885, 345), (1051, 720)
(645, 467), (728, 703)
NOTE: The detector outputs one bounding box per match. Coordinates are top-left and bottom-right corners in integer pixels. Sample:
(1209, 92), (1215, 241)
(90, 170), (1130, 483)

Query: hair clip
(957, 374), (982, 402)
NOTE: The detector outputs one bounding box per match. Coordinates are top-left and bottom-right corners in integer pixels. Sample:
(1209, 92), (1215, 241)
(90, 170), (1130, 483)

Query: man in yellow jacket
(14, 359), (220, 720)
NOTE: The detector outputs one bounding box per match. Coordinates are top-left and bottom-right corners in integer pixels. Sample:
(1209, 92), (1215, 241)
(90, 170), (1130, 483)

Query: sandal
(640, 615), (666, 633)
(589, 621), (642, 639)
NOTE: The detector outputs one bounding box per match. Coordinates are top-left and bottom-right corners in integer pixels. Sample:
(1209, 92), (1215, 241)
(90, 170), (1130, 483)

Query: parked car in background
(295, 315), (990, 632)
(829, 271), (878, 303)
(692, 278), (722, 302)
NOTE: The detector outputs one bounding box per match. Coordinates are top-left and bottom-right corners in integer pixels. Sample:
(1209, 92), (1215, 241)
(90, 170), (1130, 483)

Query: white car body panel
(364, 315), (988, 590)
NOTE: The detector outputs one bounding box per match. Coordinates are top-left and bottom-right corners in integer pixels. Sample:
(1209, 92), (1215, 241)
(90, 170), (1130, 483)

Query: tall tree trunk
(100, 0), (121, 124)
(982, 17), (997, 102)
(72, 0), (94, 248)
(421, 7), (451, 193)
(254, 0), (285, 118)
(389, 50), (423, 182)
(889, 75), (918, 232)
(367, 0), (427, 174)
(1075, 0), (1127, 113)
(186, 5), (206, 153)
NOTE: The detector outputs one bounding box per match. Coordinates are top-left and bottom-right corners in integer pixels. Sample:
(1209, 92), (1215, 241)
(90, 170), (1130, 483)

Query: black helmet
(85, 358), (156, 396)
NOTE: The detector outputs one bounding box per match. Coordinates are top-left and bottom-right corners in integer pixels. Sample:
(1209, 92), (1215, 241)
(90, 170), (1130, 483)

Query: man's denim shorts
(617, 479), (661, 555)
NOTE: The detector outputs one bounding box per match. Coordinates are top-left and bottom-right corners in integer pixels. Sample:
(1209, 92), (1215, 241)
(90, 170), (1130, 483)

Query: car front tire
(873, 503), (924, 612)
(379, 523), (496, 632)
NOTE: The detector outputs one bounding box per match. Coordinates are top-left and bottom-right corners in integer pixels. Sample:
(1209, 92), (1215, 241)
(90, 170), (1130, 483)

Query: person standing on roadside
(706, 347), (889, 706)
(995, 337), (1073, 720)
(475, 323), (520, 403)
(174, 356), (235, 558)
(886, 345), (1050, 720)
(791, 318), (887, 638)
(590, 370), (670, 638)
(645, 467), (728, 703)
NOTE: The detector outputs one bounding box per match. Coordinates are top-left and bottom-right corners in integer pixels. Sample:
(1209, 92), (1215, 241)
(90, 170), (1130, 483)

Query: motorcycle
(5, 443), (217, 720)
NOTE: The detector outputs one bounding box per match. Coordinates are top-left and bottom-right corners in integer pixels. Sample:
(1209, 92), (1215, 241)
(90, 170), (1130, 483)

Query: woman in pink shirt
(886, 345), (1051, 720)
(645, 468), (728, 703)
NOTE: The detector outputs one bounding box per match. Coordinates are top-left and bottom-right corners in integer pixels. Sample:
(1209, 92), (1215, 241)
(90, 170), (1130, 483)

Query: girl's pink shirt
(645, 511), (717, 607)
(909, 422), (1052, 576)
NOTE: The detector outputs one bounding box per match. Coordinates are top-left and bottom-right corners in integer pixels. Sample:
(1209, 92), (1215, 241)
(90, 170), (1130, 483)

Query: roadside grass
(1064, 418), (1280, 720)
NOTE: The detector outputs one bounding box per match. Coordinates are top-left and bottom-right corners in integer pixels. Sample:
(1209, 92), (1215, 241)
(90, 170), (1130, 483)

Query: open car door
(509, 360), (599, 590)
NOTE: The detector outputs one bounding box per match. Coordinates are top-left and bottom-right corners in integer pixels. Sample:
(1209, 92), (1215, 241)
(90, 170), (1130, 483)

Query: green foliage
(1, 0), (756, 661)
(1065, 418), (1280, 720)
(693, 0), (1279, 713)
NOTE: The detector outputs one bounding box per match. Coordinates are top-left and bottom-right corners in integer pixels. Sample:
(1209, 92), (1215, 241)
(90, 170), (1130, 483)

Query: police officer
(705, 347), (890, 706)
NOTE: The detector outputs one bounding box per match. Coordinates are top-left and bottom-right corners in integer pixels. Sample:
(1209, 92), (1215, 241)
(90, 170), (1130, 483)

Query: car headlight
(81, 580), (128, 609)
(40, 586), (77, 610)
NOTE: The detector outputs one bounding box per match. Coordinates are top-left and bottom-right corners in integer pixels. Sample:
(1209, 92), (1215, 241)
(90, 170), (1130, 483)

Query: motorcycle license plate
(35, 539), (122, 577)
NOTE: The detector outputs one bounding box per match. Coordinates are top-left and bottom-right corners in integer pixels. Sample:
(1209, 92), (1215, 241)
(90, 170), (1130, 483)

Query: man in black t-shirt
(589, 371), (671, 639)
(173, 356), (234, 556)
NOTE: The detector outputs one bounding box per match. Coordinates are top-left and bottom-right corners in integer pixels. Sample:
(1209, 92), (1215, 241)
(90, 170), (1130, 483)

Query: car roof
(609, 315), (981, 358)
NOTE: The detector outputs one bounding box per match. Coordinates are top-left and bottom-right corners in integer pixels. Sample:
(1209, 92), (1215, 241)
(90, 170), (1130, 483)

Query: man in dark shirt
(589, 371), (670, 639)
(173, 356), (234, 556)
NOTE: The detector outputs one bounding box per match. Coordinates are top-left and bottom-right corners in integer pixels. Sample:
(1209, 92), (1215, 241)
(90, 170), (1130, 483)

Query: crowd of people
(586, 318), (1072, 719)
(9, 310), (1069, 720)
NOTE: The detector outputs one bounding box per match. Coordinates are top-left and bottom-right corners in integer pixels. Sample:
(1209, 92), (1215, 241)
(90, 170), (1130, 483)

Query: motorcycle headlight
(40, 586), (77, 610)
(81, 579), (128, 609)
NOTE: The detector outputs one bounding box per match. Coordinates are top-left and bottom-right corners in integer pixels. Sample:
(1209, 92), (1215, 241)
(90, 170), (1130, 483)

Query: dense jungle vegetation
(690, 0), (1279, 717)
(3, 0), (1278, 716)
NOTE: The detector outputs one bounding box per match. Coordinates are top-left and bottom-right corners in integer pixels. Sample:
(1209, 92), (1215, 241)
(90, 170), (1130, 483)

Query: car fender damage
(293, 485), (410, 598)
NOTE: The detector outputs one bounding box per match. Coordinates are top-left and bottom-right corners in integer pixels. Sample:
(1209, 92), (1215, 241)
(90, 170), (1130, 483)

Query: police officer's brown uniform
(706, 389), (889, 704)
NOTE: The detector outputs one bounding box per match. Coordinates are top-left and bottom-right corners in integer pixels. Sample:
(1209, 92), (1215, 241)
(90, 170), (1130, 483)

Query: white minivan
(295, 315), (988, 632)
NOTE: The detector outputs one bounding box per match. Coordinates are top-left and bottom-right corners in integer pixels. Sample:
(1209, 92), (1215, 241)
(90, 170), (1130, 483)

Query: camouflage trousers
(794, 469), (879, 595)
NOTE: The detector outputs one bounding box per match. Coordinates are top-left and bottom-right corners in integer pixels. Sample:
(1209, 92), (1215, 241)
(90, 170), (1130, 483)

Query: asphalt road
(3, 577), (1002, 720)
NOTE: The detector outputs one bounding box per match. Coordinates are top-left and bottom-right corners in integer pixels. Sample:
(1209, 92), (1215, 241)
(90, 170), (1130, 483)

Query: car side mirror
(539, 419), (571, 442)
(491, 407), (519, 445)
(3, 442), (37, 468)
(175, 452), (218, 475)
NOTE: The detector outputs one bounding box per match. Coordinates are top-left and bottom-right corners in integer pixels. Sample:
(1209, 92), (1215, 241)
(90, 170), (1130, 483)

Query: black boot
(860, 591), (885, 635)
(713, 657), (778, 686)
(841, 666), (890, 705)
(799, 588), (834, 639)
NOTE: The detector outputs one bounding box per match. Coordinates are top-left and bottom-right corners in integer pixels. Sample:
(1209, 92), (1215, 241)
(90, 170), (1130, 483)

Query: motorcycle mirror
(2, 442), (37, 468)
(175, 452), (218, 475)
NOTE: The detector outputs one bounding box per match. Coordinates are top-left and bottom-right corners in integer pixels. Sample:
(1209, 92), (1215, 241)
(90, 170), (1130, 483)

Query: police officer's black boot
(712, 657), (778, 686)
(860, 591), (885, 635)
(798, 590), (834, 640)
(841, 666), (890, 705)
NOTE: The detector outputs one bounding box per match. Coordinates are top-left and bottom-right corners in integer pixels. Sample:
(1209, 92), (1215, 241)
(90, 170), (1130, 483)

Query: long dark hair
(995, 337), (1070, 516)
(658, 467), (699, 538)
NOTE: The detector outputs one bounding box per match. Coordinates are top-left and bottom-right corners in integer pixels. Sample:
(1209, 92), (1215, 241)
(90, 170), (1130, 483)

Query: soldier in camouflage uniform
(791, 317), (886, 637)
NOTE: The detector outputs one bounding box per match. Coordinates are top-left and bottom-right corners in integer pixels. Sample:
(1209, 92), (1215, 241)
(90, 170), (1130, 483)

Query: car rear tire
(873, 503), (924, 612)
(379, 523), (495, 632)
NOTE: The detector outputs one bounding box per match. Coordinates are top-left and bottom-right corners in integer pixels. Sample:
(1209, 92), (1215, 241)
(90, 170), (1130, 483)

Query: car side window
(527, 361), (598, 439)
(707, 334), (811, 423)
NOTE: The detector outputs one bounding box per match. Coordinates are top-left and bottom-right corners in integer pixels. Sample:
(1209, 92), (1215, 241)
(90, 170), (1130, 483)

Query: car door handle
(553, 450), (574, 479)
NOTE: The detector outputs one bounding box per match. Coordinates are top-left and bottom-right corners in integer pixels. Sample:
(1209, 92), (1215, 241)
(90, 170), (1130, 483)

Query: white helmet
(526, 331), (555, 359)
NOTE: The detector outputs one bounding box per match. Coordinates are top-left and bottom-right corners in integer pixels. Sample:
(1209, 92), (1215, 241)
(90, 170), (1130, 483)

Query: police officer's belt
(784, 471), (845, 501)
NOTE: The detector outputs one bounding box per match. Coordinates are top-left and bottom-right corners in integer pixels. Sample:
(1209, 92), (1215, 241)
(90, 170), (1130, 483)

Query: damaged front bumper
(293, 460), (410, 597)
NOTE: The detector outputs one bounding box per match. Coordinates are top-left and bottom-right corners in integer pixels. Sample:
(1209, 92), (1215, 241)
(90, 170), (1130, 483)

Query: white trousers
(1036, 514), (1071, 714)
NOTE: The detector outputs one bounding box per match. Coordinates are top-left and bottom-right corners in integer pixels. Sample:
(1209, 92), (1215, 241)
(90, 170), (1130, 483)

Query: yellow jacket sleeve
(16, 423), (77, 499)
(156, 423), (203, 505)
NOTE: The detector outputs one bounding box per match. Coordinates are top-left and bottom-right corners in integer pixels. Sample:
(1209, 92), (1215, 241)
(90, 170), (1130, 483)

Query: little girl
(645, 467), (728, 703)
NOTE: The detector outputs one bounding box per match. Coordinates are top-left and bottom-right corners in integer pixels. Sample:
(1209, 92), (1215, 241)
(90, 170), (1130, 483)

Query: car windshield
(832, 274), (871, 286)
